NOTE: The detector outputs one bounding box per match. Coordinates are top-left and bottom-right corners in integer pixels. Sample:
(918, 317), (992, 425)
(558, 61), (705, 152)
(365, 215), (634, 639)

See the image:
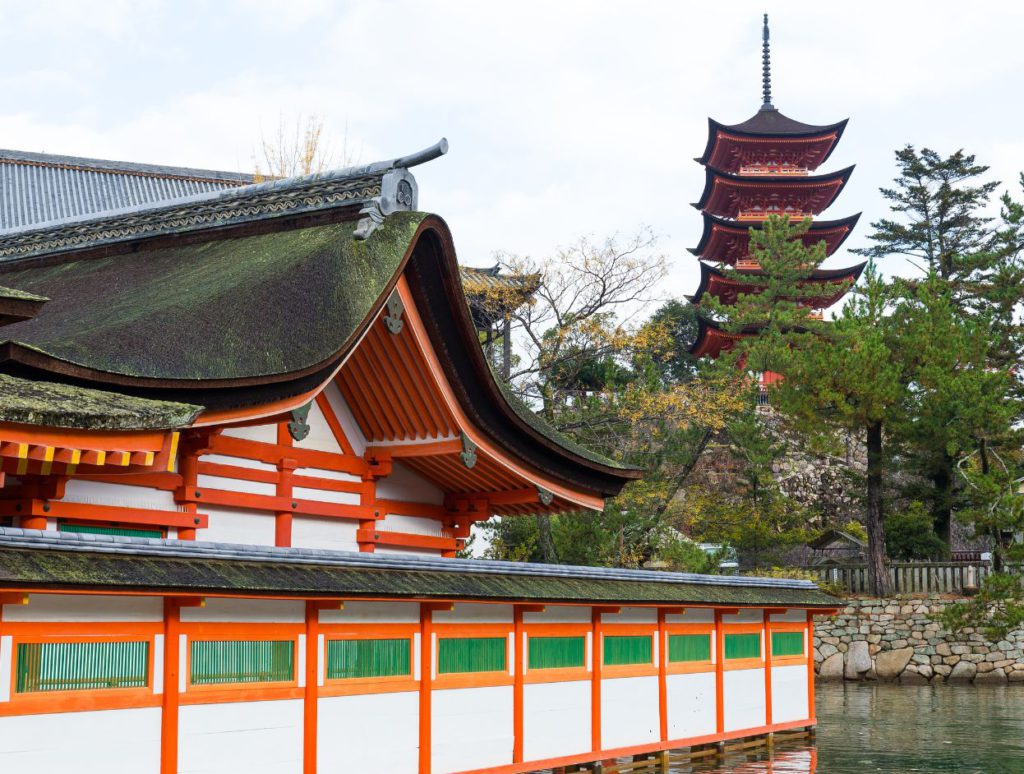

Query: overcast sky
(2, 1), (1023, 300)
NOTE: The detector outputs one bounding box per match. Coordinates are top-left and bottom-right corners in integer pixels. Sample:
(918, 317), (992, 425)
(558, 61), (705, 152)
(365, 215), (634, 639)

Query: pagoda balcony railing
(739, 165), (809, 176)
(737, 210), (811, 222)
(735, 258), (761, 271)
(805, 309), (824, 321)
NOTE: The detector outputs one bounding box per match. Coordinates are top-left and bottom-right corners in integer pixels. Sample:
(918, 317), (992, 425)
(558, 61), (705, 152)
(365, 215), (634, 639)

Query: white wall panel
(723, 668), (766, 732)
(432, 686), (513, 773)
(291, 515), (359, 552)
(0, 707), (160, 773)
(200, 505), (276, 546)
(198, 474), (276, 496)
(292, 486), (359, 505)
(601, 607), (657, 625)
(600, 675), (659, 750)
(221, 423), (277, 443)
(373, 546), (443, 557)
(379, 513), (446, 537)
(523, 605), (592, 624)
(4, 594), (162, 622)
(664, 608), (715, 625)
(723, 609), (763, 624)
(180, 597), (304, 624)
(293, 399), (343, 454)
(62, 479), (178, 511)
(770, 610), (808, 623)
(202, 454), (277, 472)
(323, 382), (366, 455)
(523, 680), (591, 761)
(666, 672), (716, 740)
(179, 699), (302, 774)
(770, 664), (809, 724)
(318, 692), (418, 772)
(433, 603), (513, 625)
(376, 461), (445, 504)
(320, 600), (420, 624)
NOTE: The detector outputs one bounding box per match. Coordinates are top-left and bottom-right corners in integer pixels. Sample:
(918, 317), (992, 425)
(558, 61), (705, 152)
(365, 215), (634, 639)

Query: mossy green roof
(0, 374), (201, 430)
(0, 546), (839, 607)
(0, 213), (427, 381)
(0, 285), (46, 302)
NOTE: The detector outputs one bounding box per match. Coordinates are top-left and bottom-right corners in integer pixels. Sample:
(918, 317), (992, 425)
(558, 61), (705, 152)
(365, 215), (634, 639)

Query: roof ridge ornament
(355, 138), (449, 240)
(761, 13), (774, 111)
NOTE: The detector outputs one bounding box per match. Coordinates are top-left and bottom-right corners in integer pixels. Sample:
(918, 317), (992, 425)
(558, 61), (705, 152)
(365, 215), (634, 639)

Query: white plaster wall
(291, 515), (359, 552)
(723, 609), (763, 624)
(62, 479), (179, 511)
(523, 680), (591, 762)
(771, 664), (809, 724)
(376, 462), (445, 505)
(601, 607), (657, 625)
(374, 545), (443, 557)
(200, 505), (276, 546)
(664, 608), (715, 625)
(666, 672), (716, 740)
(770, 610), (808, 623)
(600, 675), (659, 750)
(221, 423), (278, 443)
(323, 382), (366, 456)
(180, 598), (304, 624)
(202, 454), (277, 472)
(295, 466), (361, 484)
(379, 512), (447, 537)
(723, 668), (766, 732)
(292, 486), (360, 505)
(3, 594), (163, 622)
(292, 400), (343, 454)
(433, 603), (513, 625)
(178, 699), (302, 774)
(318, 692), (418, 772)
(319, 600), (420, 625)
(523, 605), (592, 624)
(432, 685), (513, 773)
(0, 707), (161, 773)
(198, 473), (276, 496)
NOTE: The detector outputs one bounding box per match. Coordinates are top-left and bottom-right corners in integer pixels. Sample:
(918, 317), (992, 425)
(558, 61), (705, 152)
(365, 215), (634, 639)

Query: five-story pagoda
(689, 15), (865, 365)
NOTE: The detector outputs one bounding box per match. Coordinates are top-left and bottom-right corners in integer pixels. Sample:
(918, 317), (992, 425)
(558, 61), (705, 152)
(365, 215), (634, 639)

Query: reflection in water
(667, 683), (1024, 773)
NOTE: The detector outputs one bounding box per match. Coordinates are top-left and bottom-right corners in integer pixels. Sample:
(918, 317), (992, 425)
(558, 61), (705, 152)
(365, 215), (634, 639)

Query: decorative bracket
(383, 290), (404, 334)
(459, 432), (477, 469)
(536, 486), (554, 506)
(288, 403), (312, 442)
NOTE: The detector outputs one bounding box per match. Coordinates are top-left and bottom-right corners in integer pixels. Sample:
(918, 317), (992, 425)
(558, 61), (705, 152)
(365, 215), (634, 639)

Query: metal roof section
(0, 526), (820, 590)
(0, 149), (255, 232)
(0, 138), (449, 262)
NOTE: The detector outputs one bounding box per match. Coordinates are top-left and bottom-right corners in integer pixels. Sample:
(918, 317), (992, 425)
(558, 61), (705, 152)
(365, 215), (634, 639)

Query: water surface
(670, 683), (1024, 773)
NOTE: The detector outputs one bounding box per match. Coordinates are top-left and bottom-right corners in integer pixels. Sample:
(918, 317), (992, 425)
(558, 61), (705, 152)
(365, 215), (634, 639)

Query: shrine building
(0, 59), (835, 774)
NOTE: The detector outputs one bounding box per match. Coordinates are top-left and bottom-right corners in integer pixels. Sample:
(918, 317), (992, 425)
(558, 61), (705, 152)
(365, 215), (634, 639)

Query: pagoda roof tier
(693, 165), (854, 220)
(689, 260), (867, 307)
(697, 110), (848, 173)
(690, 212), (861, 264)
(688, 318), (758, 359)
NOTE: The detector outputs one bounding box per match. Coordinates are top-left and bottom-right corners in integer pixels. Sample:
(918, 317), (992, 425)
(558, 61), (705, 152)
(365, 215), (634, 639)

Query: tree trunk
(535, 514), (559, 564)
(865, 421), (892, 597)
(931, 463), (954, 549)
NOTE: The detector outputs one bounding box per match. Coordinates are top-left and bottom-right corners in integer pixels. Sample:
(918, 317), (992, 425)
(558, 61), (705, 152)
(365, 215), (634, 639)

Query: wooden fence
(805, 561), (993, 595)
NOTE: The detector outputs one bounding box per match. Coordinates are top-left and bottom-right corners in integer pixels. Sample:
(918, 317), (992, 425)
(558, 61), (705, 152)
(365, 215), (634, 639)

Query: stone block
(975, 667), (1008, 684)
(819, 652), (844, 681)
(845, 640), (872, 679)
(948, 660), (977, 684)
(935, 643), (952, 656)
(978, 662), (995, 673)
(933, 664), (952, 677)
(819, 643), (839, 659)
(1009, 670), (1024, 682)
(874, 647), (913, 681)
(901, 671), (930, 685)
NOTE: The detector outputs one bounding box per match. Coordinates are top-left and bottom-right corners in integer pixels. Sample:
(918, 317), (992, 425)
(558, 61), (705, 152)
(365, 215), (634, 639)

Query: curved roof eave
(697, 113), (849, 165)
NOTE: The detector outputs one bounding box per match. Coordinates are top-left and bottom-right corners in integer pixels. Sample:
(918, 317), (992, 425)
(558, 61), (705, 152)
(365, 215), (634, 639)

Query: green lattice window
(603, 635), (652, 666)
(190, 640), (294, 685)
(326, 638), (410, 679)
(528, 636), (585, 670)
(668, 633), (711, 663)
(16, 641), (149, 693)
(437, 637), (506, 674)
(724, 633), (761, 660)
(771, 631), (804, 657)
(59, 521), (163, 539)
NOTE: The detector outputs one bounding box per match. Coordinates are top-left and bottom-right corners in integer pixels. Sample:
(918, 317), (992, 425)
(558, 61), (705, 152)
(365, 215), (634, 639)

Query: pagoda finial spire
(761, 13), (774, 110)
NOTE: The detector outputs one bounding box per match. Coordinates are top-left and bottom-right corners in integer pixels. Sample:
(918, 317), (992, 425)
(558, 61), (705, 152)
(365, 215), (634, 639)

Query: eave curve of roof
(688, 212), (862, 256)
(691, 164), (856, 212)
(696, 110), (849, 165)
(688, 260), (869, 306)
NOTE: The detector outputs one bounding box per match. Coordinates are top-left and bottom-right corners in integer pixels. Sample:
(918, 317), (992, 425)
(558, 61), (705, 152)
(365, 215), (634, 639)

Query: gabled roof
(0, 148), (252, 231)
(689, 260), (867, 307)
(692, 165), (855, 219)
(689, 212), (861, 262)
(697, 110), (848, 169)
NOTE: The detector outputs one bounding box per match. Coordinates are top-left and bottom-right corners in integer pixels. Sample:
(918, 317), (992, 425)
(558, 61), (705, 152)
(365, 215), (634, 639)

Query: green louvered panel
(190, 640), (294, 685)
(326, 638), (410, 679)
(59, 521), (163, 538)
(437, 637), (506, 674)
(668, 633), (711, 663)
(528, 636), (586, 670)
(724, 633), (761, 660)
(603, 635), (652, 666)
(772, 631), (805, 657)
(16, 641), (149, 693)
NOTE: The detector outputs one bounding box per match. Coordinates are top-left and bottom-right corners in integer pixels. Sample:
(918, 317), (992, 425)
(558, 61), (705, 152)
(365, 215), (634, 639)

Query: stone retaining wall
(813, 594), (1024, 685)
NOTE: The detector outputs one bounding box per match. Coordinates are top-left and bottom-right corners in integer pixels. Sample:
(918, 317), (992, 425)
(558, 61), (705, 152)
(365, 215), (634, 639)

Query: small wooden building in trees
(688, 15), (865, 384)
(0, 134), (835, 770)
